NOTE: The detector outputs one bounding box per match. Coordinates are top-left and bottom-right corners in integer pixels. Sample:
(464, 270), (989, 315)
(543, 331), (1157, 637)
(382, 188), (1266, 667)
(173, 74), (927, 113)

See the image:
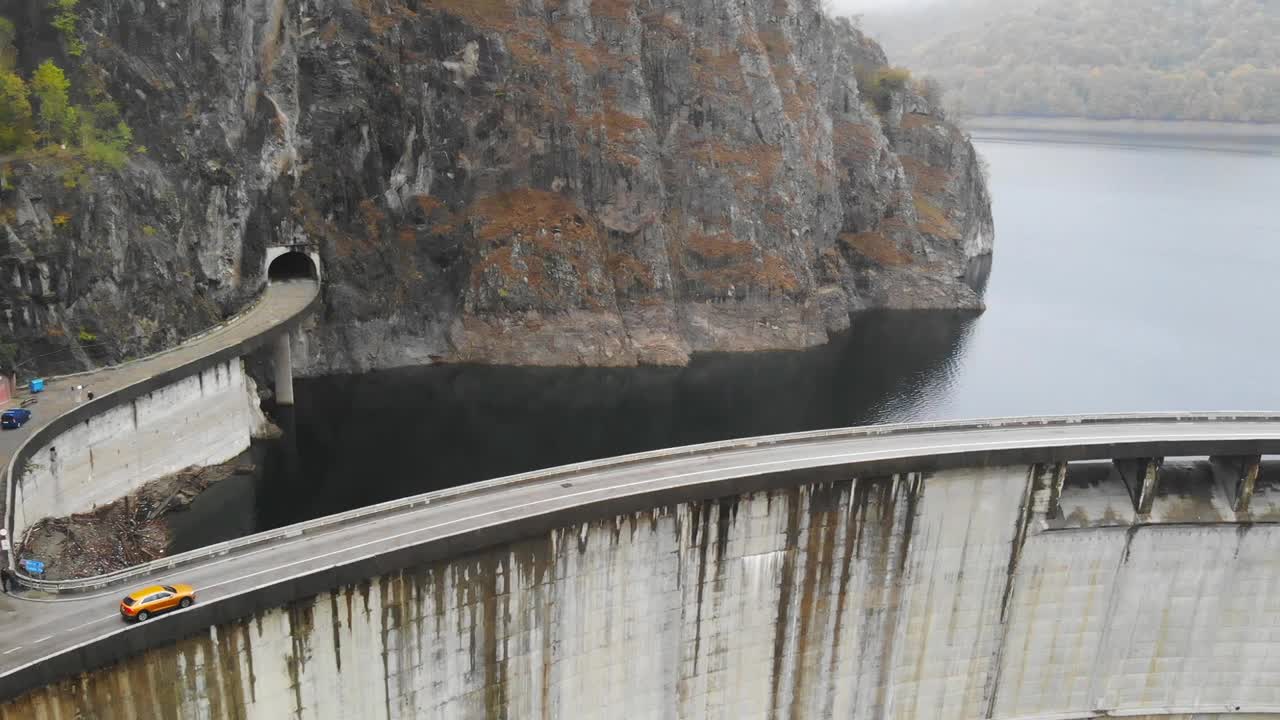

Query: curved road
(2, 411), (1280, 695)
(0, 280), (319, 488)
(0, 279), (318, 671)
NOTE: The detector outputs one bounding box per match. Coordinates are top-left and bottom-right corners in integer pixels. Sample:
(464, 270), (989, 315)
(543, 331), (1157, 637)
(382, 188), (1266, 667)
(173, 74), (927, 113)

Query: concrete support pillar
(1116, 457), (1163, 515)
(273, 333), (294, 406)
(1211, 454), (1261, 513)
(1028, 462), (1068, 520)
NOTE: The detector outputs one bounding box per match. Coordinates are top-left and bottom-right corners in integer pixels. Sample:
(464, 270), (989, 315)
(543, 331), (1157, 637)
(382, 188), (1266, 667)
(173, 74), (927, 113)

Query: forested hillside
(863, 0), (1280, 123)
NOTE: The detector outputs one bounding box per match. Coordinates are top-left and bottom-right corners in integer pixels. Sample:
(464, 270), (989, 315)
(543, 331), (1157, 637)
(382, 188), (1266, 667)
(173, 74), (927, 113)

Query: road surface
(2, 412), (1279, 688)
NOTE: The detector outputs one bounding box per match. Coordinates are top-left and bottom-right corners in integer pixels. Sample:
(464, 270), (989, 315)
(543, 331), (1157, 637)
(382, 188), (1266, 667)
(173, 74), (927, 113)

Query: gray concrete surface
(2, 414), (1280, 715)
(11, 358), (262, 541)
(0, 280), (319, 572)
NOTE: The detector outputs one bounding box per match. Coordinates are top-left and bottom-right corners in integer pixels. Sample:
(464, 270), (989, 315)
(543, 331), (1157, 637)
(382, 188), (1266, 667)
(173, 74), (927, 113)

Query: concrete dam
(3, 415), (1280, 719)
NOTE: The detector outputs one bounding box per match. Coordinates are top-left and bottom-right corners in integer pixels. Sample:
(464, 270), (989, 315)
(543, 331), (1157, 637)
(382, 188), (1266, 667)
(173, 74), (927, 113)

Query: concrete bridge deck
(0, 280), (319, 493)
(0, 279), (318, 568)
(4, 413), (1280, 713)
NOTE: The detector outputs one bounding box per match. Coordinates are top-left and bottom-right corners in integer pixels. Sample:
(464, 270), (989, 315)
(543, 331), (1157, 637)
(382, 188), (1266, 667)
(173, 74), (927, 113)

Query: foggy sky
(825, 0), (936, 14)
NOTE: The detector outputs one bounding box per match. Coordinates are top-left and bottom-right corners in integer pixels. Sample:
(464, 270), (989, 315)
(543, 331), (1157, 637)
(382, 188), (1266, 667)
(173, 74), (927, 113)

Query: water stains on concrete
(9, 465), (1280, 719)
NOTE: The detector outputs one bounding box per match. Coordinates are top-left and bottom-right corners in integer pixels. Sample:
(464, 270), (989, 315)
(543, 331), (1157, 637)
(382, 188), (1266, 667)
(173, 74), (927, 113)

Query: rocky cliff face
(1, 0), (993, 375)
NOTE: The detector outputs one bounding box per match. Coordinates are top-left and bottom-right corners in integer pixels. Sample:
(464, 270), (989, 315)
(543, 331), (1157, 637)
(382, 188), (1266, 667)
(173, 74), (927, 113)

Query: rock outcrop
(0, 0), (993, 374)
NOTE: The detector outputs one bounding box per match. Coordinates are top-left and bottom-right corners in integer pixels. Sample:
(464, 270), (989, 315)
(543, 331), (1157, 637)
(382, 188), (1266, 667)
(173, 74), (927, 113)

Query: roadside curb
(14, 290), (269, 391)
(13, 410), (1280, 595)
(1, 282), (322, 586)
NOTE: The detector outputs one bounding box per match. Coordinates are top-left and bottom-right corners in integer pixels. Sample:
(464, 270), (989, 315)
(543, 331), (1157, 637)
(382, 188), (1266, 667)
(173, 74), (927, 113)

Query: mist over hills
(859, 0), (1280, 123)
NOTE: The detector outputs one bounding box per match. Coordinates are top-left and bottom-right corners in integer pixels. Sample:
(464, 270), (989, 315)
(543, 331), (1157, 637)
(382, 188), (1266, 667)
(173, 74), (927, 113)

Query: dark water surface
(181, 127), (1280, 538)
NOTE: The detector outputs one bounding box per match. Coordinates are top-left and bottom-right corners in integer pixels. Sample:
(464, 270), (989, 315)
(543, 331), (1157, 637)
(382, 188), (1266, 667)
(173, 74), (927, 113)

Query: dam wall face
(5, 463), (1280, 719)
(12, 358), (263, 540)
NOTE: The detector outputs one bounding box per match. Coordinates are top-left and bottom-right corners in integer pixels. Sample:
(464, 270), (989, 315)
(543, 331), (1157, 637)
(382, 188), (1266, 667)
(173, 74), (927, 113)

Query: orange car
(119, 584), (196, 622)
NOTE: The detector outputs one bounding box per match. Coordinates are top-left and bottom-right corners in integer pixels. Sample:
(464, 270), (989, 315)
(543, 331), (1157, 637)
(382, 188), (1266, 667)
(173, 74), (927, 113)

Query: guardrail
(13, 288), (271, 390)
(17, 410), (1280, 594)
(3, 281), (322, 584)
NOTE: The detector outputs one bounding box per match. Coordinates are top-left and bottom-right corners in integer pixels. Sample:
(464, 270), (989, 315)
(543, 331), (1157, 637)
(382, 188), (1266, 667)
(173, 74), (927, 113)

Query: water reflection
(238, 310), (978, 532)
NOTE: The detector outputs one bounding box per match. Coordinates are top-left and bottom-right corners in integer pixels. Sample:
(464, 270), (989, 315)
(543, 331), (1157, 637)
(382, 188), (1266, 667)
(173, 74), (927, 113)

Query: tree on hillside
(31, 60), (76, 144)
(0, 17), (16, 71)
(0, 70), (33, 152)
(0, 16), (134, 165)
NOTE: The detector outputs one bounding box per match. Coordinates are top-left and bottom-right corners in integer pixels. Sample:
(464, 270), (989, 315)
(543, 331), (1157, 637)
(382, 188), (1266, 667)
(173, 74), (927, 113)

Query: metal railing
(16, 410), (1280, 594)
(11, 290), (270, 389)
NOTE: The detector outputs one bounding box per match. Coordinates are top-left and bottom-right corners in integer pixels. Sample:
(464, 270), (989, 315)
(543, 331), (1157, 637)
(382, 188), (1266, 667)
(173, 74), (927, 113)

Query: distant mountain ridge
(862, 0), (1280, 123)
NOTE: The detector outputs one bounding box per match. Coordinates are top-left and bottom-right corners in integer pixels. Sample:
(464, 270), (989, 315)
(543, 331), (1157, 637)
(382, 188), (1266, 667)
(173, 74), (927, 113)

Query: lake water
(178, 124), (1280, 539)
(951, 125), (1280, 417)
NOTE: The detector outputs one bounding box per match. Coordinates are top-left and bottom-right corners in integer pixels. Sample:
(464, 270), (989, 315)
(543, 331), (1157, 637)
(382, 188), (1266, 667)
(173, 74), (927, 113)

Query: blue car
(1, 409), (31, 429)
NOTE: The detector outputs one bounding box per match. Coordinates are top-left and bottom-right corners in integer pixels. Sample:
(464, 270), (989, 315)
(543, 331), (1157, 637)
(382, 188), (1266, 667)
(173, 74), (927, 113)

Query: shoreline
(959, 115), (1280, 138)
(960, 116), (1280, 156)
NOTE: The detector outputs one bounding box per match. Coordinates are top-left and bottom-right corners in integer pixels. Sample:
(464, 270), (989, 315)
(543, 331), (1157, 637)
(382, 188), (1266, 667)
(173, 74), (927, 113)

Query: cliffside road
(0, 280), (319, 552)
(1, 414), (1278, 690)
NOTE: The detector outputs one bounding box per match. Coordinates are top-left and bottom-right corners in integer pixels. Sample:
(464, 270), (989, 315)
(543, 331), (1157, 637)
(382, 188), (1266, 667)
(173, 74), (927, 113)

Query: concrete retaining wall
(12, 359), (261, 541)
(7, 464), (1280, 719)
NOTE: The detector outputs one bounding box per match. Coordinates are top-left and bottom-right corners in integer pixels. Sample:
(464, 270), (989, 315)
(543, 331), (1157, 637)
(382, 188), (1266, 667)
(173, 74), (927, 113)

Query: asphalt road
(3, 414), (1280, 682)
(0, 280), (318, 668)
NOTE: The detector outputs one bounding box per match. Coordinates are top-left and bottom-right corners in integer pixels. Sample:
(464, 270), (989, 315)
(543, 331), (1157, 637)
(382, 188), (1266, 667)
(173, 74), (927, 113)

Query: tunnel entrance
(268, 251), (318, 281)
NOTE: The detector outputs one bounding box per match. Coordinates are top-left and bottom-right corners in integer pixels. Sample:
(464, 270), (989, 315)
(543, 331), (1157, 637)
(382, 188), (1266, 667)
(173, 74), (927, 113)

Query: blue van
(1, 409), (32, 429)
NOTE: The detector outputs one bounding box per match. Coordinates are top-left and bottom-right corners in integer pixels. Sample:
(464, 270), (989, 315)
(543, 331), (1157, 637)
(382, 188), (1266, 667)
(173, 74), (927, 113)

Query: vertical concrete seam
(767, 485), (803, 720)
(984, 464), (1040, 719)
(1085, 527), (1137, 708)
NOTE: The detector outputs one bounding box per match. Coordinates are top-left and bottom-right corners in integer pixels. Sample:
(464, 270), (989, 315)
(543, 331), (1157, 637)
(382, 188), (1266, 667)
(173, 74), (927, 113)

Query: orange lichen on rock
(913, 192), (960, 240)
(607, 252), (656, 292)
(423, 0), (516, 31)
(685, 230), (754, 261)
(641, 11), (687, 38)
(354, 0), (419, 34)
(694, 47), (747, 94)
(413, 195), (444, 214)
(358, 198), (386, 238)
(467, 189), (614, 306)
(834, 120), (880, 165)
(582, 105), (649, 167)
(398, 226), (418, 250)
(471, 189), (597, 246)
(545, 34), (632, 76)
(840, 230), (913, 266)
(599, 107), (649, 144)
(504, 30), (551, 70)
(757, 29), (792, 63)
(674, 224), (800, 297)
(752, 27), (817, 124)
(591, 0), (633, 21)
(689, 254), (799, 296)
(472, 244), (531, 291)
(763, 209), (787, 233)
(687, 140), (782, 190)
(761, 255), (800, 293)
(901, 156), (951, 196)
(784, 81), (818, 123)
(901, 112), (936, 130)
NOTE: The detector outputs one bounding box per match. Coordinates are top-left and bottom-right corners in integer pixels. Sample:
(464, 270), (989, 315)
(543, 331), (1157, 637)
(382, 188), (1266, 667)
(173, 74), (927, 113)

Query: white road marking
(148, 521), (373, 587)
(197, 428), (1270, 592)
(64, 616), (116, 633)
(2, 647), (20, 655)
(9, 422), (1280, 667)
(22, 423), (1280, 601)
(31, 636), (51, 644)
